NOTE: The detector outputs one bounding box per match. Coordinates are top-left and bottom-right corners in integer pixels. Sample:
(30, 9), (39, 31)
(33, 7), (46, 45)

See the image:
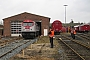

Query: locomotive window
(23, 22), (33, 26)
(56, 22), (58, 25)
(28, 22), (33, 26)
(23, 23), (27, 26)
(56, 22), (58, 23)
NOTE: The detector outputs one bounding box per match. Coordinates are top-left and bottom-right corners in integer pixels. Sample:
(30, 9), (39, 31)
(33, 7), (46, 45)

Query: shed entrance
(36, 21), (41, 36)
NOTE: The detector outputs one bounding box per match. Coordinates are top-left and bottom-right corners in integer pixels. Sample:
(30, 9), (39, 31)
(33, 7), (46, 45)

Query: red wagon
(61, 27), (67, 33)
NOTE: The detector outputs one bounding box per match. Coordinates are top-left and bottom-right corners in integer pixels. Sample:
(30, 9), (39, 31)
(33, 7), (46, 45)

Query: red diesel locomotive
(52, 20), (62, 34)
(74, 24), (90, 33)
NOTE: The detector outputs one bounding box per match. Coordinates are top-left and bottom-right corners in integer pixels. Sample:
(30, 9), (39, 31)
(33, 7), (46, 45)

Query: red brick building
(3, 12), (50, 37)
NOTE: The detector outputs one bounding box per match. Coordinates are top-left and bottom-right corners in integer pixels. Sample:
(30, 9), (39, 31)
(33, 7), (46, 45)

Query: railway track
(75, 33), (90, 46)
(76, 33), (90, 40)
(55, 34), (90, 60)
(0, 38), (37, 60)
(0, 37), (22, 47)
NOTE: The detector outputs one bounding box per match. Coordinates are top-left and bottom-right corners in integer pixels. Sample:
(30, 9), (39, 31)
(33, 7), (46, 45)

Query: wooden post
(31, 44), (32, 49)
(23, 50), (24, 57)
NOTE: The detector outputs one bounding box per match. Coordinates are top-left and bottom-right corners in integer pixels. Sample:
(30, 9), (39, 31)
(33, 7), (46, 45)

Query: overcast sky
(0, 0), (90, 23)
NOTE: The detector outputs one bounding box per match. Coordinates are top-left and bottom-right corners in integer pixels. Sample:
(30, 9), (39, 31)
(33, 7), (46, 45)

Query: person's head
(50, 28), (53, 31)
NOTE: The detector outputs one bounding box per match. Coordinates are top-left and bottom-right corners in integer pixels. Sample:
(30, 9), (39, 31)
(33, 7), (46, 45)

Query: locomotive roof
(23, 20), (34, 22)
(80, 24), (90, 26)
(53, 20), (62, 23)
(74, 24), (90, 27)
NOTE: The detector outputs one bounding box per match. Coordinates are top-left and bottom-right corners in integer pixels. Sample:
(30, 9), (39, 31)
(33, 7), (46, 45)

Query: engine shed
(3, 12), (50, 37)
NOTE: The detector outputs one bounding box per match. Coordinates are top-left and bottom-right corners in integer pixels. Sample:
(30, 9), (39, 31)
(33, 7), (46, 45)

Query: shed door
(11, 21), (22, 36)
(44, 29), (48, 36)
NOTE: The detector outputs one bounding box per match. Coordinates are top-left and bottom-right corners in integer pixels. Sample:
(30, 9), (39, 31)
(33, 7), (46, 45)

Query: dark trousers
(71, 33), (75, 39)
(50, 37), (53, 48)
(73, 34), (75, 39)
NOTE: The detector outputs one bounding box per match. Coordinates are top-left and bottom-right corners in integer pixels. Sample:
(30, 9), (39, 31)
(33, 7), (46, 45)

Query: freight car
(52, 20), (62, 34)
(74, 24), (90, 33)
(61, 27), (67, 33)
(21, 20), (39, 39)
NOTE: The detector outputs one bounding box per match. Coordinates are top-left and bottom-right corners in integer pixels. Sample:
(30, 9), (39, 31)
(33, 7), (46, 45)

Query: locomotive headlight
(23, 29), (25, 30)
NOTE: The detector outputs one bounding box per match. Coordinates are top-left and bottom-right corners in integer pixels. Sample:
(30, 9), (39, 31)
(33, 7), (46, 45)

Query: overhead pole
(63, 5), (68, 24)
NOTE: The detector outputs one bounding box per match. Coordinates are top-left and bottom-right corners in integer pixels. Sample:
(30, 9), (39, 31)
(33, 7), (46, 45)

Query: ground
(10, 36), (66, 60)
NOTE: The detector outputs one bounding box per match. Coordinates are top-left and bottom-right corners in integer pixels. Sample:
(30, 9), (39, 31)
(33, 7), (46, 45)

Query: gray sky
(0, 0), (90, 23)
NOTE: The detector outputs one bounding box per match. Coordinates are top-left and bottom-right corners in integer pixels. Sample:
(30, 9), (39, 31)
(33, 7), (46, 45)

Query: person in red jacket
(48, 28), (54, 48)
